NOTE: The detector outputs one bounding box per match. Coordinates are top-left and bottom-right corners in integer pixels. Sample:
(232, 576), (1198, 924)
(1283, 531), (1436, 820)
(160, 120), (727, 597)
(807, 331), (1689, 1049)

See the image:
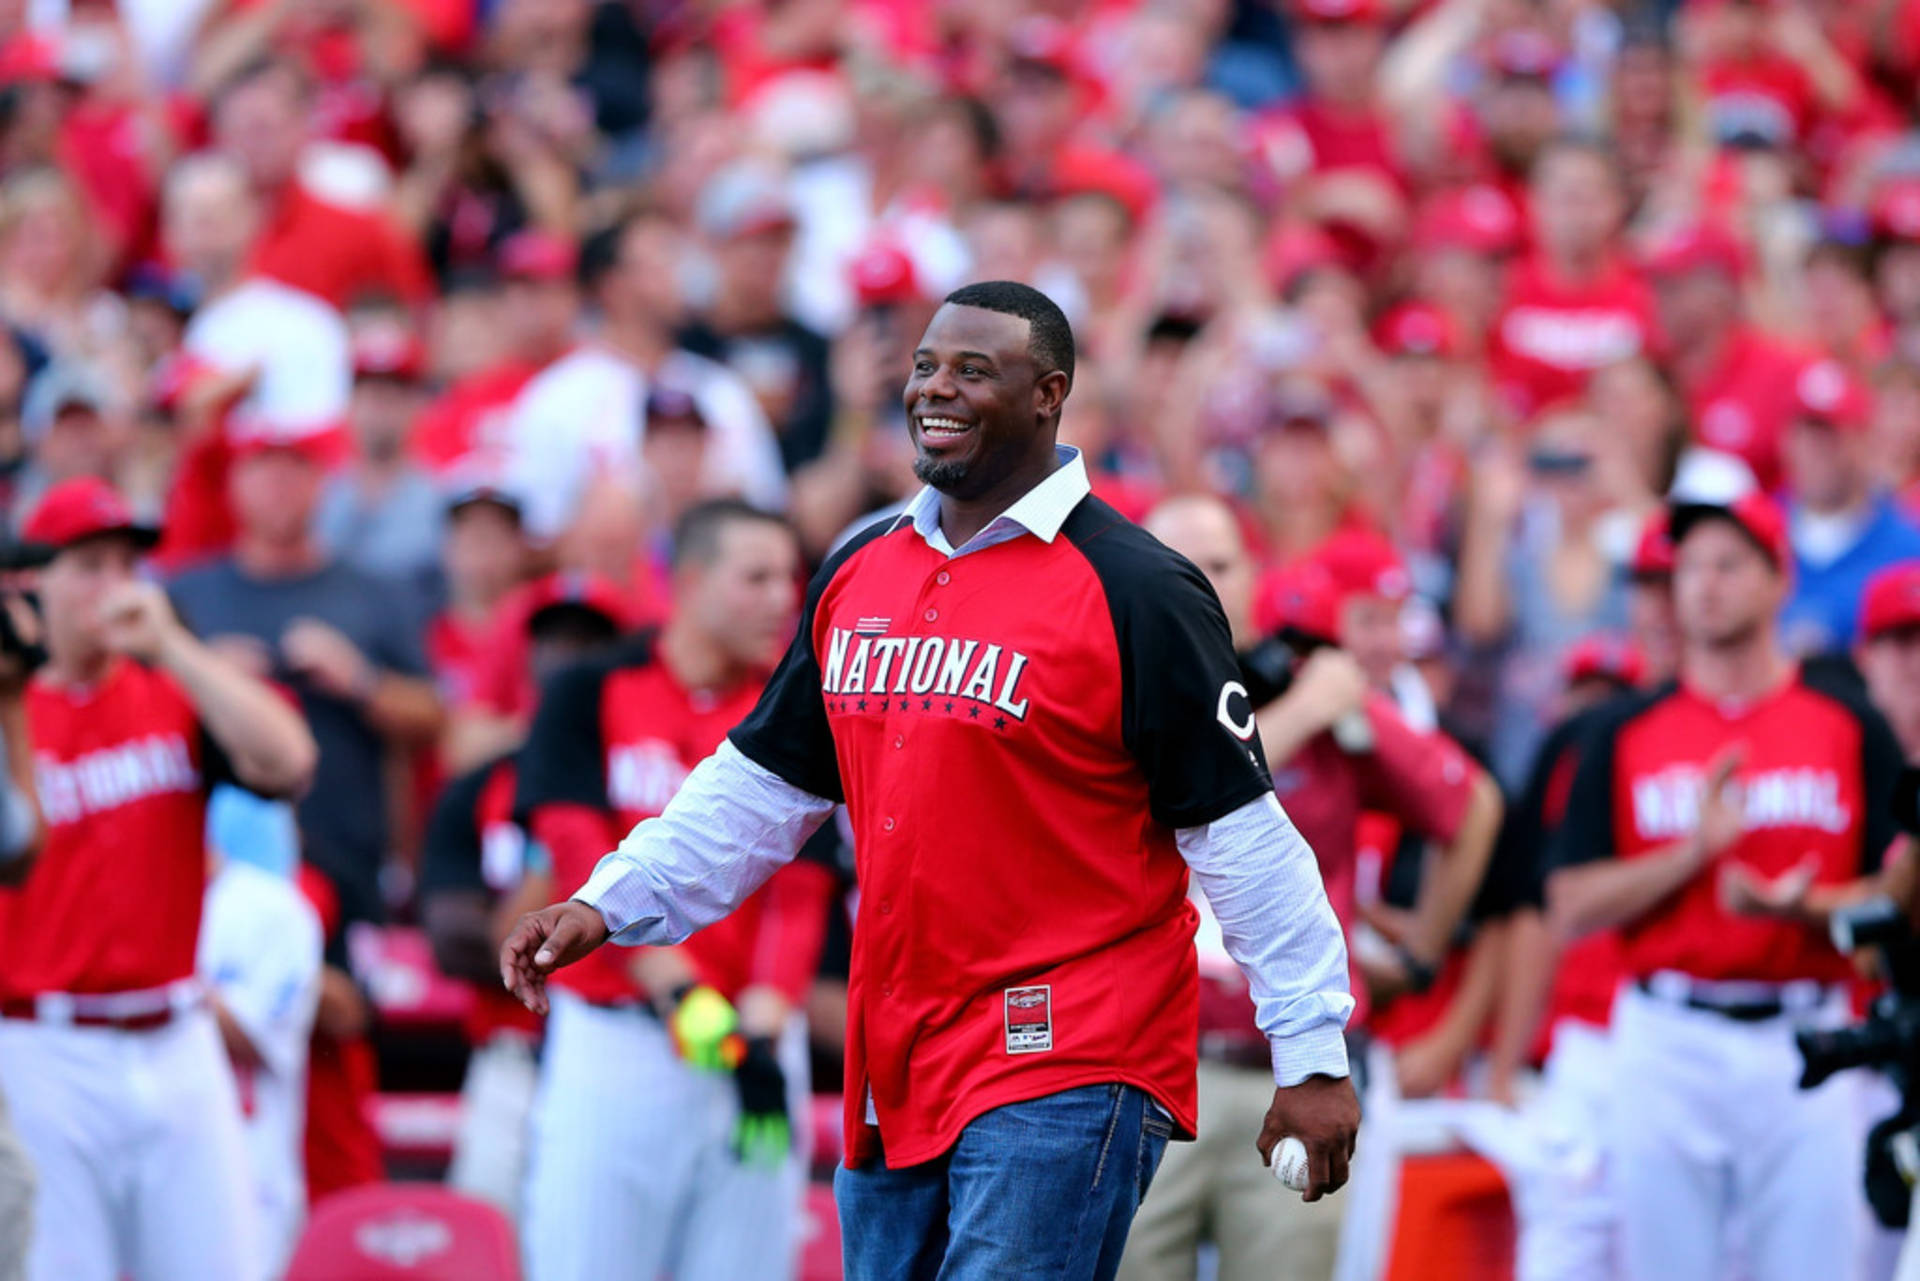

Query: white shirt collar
(892, 445), (1091, 557)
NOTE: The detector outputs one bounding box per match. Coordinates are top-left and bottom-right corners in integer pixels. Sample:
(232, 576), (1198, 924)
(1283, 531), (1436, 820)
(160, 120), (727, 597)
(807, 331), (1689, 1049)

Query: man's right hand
(1686, 744), (1748, 871)
(500, 901), (610, 1015)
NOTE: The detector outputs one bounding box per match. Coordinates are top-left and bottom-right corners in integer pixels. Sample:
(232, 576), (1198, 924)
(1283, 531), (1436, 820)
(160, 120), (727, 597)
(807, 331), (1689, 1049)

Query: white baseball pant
(1515, 1019), (1617, 1281)
(1608, 982), (1864, 1281)
(448, 1032), (540, 1222)
(0, 1006), (259, 1281)
(522, 990), (810, 1281)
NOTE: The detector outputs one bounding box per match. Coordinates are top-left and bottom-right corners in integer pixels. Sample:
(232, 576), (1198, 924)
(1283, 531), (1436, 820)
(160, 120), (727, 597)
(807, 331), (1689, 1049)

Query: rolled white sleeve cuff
(1270, 1022), (1351, 1087)
(573, 739), (835, 946)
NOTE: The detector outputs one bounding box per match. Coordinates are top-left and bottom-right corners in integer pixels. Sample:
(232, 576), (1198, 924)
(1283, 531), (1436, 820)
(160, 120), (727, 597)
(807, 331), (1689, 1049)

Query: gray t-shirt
(312, 466), (446, 589)
(169, 558), (430, 924)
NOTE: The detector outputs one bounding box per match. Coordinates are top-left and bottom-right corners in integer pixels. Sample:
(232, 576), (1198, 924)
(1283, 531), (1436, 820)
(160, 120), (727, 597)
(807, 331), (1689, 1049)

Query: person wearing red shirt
(209, 58), (431, 311)
(505, 282), (1358, 1281)
(1491, 140), (1658, 418)
(1646, 222), (1809, 492)
(514, 500), (835, 1281)
(419, 589), (625, 1222)
(1119, 497), (1500, 1281)
(1251, 0), (1398, 192)
(0, 476), (316, 1281)
(1547, 491), (1905, 1281)
(411, 230), (582, 478)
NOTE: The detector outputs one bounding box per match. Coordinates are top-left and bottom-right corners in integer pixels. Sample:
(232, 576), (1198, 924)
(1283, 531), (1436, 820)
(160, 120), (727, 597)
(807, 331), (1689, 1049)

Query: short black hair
(576, 206), (674, 294)
(942, 281), (1075, 389)
(670, 499), (793, 573)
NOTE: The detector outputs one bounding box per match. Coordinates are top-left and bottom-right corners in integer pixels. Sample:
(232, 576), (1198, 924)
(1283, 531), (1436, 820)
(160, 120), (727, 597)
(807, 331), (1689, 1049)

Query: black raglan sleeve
(1067, 507), (1274, 830)
(419, 759), (497, 898)
(513, 642), (636, 821)
(1546, 700), (1643, 871)
(729, 521), (891, 802)
(1803, 664), (1907, 874)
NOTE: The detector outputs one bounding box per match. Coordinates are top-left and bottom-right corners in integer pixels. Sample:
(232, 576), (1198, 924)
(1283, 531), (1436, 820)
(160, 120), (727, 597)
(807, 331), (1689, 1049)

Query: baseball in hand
(1272, 1136), (1310, 1192)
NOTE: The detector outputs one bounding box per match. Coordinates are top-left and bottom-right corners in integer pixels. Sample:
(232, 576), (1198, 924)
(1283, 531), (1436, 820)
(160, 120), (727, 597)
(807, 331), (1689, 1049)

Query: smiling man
(502, 281), (1358, 1281)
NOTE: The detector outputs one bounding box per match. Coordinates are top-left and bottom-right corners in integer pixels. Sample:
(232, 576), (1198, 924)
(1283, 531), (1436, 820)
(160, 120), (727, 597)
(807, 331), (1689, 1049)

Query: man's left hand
(1258, 1073), (1360, 1202)
(282, 618), (374, 702)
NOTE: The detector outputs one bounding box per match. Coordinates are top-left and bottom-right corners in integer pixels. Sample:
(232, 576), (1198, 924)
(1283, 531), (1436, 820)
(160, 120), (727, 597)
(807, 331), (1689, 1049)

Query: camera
(1795, 768), (1920, 1228)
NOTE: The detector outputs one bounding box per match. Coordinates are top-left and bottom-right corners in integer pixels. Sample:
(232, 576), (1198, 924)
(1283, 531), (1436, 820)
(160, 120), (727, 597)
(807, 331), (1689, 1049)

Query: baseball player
(514, 500), (836, 1281)
(504, 281), (1358, 1281)
(199, 787), (324, 1280)
(0, 476), (318, 1281)
(418, 573), (627, 1220)
(1119, 496), (1500, 1281)
(1548, 491), (1905, 1281)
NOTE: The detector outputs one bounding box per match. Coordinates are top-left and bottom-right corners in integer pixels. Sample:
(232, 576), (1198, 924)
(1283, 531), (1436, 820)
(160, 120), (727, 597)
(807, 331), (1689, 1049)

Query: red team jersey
(1685, 328), (1810, 493)
(515, 634), (835, 1009)
(1554, 670), (1902, 985)
(0, 660), (231, 999)
(1491, 255), (1658, 417)
(731, 499), (1276, 1168)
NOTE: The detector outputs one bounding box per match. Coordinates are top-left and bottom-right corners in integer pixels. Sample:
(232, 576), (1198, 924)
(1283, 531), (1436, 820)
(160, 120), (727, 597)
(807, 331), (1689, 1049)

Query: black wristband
(1394, 944), (1440, 994)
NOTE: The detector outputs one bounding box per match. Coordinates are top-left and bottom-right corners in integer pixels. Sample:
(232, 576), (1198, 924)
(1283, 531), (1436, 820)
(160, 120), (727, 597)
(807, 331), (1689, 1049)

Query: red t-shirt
(516, 633), (834, 1008)
(0, 661), (227, 999)
(249, 184), (432, 310)
(1251, 99), (1404, 190)
(1686, 328), (1810, 493)
(427, 610), (497, 712)
(1556, 671), (1903, 984)
(1491, 255), (1658, 417)
(410, 360), (542, 477)
(731, 499), (1279, 1168)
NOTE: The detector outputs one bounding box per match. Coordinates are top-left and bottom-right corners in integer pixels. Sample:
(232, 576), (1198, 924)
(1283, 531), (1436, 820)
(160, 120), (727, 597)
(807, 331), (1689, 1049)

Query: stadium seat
(350, 925), (476, 1032)
(799, 1182), (844, 1281)
(284, 1183), (521, 1281)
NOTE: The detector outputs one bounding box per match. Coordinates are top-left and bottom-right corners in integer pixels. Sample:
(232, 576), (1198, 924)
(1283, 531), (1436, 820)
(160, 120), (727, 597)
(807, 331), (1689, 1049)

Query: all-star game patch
(1004, 985), (1052, 1054)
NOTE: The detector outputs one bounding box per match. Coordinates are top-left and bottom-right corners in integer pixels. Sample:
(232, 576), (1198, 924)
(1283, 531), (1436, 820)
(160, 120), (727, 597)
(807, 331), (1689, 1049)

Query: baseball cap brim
(6, 524), (161, 570)
(1668, 500), (1786, 570)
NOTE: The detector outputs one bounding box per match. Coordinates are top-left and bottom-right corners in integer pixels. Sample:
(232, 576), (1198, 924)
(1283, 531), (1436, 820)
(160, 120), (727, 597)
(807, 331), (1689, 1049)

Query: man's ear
(1035, 369), (1070, 423)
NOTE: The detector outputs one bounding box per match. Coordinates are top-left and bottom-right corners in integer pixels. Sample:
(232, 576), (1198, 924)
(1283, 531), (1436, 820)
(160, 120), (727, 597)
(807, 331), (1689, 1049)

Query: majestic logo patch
(1005, 985), (1053, 1054)
(822, 627), (1033, 721)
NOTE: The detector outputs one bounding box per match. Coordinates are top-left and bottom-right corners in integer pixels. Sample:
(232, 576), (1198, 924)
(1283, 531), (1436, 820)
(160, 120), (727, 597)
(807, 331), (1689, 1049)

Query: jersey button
(924, 608), (938, 622)
(879, 900), (893, 915)
(882, 985), (893, 997)
(882, 817), (896, 832)
(936, 571), (951, 586)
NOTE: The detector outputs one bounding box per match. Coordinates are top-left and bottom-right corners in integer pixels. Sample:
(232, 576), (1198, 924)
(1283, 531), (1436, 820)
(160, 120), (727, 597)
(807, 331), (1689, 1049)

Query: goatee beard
(912, 454), (973, 493)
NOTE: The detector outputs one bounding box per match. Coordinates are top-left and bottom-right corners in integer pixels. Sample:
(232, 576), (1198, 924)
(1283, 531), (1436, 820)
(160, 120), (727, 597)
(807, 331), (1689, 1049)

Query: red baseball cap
(850, 242), (924, 308)
(525, 571), (629, 634)
(1792, 358), (1872, 432)
(229, 426), (345, 467)
(498, 230), (579, 283)
(1872, 177), (1920, 243)
(1293, 0), (1384, 23)
(0, 33), (59, 85)
(1861, 562), (1920, 640)
(1262, 223), (1345, 297)
(1630, 509), (1675, 580)
(1007, 16), (1080, 76)
(1412, 184), (1523, 257)
(351, 325), (427, 382)
(1669, 490), (1791, 572)
(1261, 562), (1342, 644)
(18, 476), (160, 563)
(1314, 528), (1412, 604)
(1644, 222), (1747, 281)
(1563, 634), (1646, 689)
(1374, 302), (1458, 358)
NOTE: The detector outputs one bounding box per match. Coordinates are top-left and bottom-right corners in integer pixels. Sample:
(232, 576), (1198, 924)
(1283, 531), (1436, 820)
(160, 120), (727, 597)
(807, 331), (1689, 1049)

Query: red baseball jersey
(1553, 670), (1902, 984)
(730, 496), (1276, 1168)
(1491, 255), (1658, 416)
(0, 660), (235, 999)
(516, 633), (835, 1008)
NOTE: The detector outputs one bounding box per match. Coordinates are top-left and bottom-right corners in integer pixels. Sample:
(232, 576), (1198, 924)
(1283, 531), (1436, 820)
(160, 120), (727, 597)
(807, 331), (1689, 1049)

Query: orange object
(1385, 1151), (1516, 1281)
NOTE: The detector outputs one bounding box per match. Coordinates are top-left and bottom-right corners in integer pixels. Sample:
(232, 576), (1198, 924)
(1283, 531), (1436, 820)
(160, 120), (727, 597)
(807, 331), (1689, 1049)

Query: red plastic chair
(799, 1182), (844, 1281)
(284, 1183), (521, 1281)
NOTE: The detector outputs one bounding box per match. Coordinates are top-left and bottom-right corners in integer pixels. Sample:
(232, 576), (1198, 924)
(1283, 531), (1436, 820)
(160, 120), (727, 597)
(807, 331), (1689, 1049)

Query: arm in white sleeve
(574, 739), (836, 946)
(1177, 792), (1354, 1087)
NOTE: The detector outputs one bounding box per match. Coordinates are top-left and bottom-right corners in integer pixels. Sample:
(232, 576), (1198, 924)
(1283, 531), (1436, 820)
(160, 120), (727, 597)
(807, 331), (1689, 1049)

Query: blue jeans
(835, 1083), (1174, 1281)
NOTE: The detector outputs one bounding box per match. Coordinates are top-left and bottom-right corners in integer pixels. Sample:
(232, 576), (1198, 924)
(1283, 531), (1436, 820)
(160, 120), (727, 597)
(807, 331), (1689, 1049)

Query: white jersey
(501, 343), (789, 540)
(183, 277), (351, 433)
(198, 861), (324, 1278)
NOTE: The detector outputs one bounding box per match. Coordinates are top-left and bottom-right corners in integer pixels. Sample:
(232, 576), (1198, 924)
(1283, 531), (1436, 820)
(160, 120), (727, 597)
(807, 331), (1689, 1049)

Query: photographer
(1119, 496), (1501, 1281)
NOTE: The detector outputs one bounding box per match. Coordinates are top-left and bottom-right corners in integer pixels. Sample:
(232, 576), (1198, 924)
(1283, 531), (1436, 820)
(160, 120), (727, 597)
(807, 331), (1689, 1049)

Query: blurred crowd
(9, 0), (1920, 1276)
